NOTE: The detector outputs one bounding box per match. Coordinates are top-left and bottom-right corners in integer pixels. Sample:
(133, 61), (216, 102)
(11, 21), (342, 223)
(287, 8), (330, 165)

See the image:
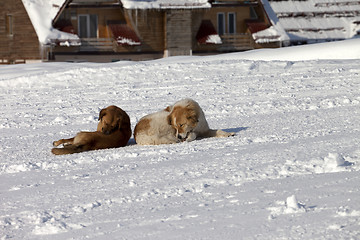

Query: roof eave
(52, 0), (74, 26)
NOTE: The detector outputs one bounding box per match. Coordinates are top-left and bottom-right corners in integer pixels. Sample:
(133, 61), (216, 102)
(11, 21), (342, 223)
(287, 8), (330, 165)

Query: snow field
(1, 41), (360, 239)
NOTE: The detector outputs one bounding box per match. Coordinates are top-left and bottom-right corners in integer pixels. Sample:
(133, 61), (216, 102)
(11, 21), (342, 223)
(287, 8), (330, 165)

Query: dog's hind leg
(53, 137), (75, 147)
(203, 129), (235, 138)
(214, 129), (235, 137)
(51, 144), (84, 155)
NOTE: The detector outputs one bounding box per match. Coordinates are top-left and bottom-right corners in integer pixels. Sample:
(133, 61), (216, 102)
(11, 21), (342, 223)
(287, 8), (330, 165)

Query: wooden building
(0, 0), (41, 64)
(1, 0), (276, 63)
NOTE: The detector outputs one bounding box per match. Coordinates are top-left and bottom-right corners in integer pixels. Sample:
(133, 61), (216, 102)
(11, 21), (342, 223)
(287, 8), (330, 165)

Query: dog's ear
(98, 108), (106, 121)
(164, 106), (171, 112)
(116, 111), (131, 130)
(187, 115), (198, 124)
(186, 109), (199, 124)
(116, 111), (124, 129)
(114, 116), (121, 130)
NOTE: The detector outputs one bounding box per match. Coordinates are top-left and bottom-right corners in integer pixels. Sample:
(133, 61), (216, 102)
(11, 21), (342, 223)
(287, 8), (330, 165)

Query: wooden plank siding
(52, 1), (275, 61)
(122, 9), (165, 53)
(59, 7), (126, 39)
(55, 8), (166, 54)
(53, 3), (263, 58)
(164, 10), (192, 57)
(0, 0), (41, 63)
(0, 1), (275, 62)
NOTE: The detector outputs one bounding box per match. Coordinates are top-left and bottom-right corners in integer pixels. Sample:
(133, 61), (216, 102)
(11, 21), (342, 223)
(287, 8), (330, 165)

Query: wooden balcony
(219, 34), (254, 51)
(79, 38), (114, 52)
(59, 35), (254, 55)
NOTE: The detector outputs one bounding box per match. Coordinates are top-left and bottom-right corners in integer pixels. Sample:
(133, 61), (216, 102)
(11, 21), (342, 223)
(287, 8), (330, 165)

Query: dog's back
(134, 110), (178, 145)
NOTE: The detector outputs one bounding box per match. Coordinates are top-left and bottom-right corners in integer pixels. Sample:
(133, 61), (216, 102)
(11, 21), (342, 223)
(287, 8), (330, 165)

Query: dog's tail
(51, 145), (84, 155)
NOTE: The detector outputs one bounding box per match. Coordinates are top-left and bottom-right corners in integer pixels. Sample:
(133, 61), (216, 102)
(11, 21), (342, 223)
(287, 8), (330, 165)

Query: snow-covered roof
(253, 0), (290, 44)
(22, 0), (80, 46)
(120, 0), (211, 9)
(266, 0), (360, 42)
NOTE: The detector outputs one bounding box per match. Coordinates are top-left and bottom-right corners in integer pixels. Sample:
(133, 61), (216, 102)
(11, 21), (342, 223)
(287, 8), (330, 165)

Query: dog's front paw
(217, 130), (235, 138)
(227, 132), (235, 137)
(185, 132), (197, 142)
(53, 140), (61, 147)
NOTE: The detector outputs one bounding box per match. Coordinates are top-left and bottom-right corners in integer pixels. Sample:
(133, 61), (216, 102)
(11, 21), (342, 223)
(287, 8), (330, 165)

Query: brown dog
(52, 105), (131, 155)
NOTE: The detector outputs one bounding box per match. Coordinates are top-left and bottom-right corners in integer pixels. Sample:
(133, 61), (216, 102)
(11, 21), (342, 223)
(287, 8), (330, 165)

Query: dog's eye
(179, 124), (184, 127)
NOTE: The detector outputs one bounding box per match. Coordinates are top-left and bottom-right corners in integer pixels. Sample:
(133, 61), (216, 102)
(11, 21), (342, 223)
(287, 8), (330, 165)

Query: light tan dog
(134, 98), (234, 145)
(52, 105), (131, 155)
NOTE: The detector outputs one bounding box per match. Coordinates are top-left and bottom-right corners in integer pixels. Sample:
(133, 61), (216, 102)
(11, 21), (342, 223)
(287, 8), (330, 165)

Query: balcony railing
(79, 38), (114, 52)
(219, 34), (254, 51)
(77, 35), (254, 53)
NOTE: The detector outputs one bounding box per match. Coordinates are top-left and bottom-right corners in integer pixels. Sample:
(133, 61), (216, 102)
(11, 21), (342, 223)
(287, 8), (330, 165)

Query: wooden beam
(53, 0), (73, 25)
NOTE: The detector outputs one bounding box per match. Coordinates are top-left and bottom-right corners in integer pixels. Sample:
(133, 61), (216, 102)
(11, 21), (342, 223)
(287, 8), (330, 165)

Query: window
(78, 14), (98, 38)
(6, 14), (13, 36)
(228, 13), (236, 34)
(217, 13), (225, 35)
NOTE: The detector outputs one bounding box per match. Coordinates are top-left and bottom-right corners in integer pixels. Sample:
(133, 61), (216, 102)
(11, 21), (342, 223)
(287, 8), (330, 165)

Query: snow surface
(121, 0), (210, 9)
(1, 40), (360, 239)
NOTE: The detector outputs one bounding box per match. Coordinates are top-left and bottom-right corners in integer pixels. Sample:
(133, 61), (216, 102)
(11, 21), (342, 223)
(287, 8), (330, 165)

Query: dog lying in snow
(52, 105), (131, 155)
(134, 98), (234, 145)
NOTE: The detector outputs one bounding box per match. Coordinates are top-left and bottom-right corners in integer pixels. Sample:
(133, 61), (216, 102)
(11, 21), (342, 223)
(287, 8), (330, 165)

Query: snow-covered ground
(1, 40), (360, 239)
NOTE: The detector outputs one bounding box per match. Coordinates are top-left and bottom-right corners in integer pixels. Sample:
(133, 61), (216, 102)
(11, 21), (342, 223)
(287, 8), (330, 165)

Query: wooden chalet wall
(52, 0), (276, 61)
(204, 6), (251, 33)
(66, 8), (126, 38)
(193, 2), (265, 53)
(56, 7), (166, 55)
(123, 9), (165, 54)
(164, 10), (192, 57)
(54, 7), (126, 53)
(0, 0), (41, 63)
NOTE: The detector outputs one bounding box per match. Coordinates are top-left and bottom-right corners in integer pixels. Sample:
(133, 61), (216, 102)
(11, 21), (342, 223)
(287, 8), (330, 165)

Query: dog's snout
(101, 127), (110, 135)
(177, 134), (184, 140)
